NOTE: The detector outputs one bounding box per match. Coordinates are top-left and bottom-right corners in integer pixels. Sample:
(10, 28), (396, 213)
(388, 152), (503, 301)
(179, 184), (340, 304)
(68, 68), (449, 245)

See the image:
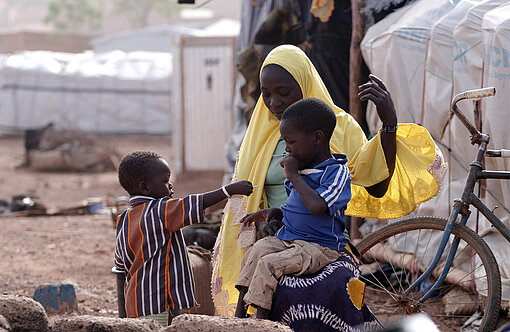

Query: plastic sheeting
(361, 0), (459, 130)
(361, 0), (510, 301)
(480, 3), (510, 299)
(0, 50), (173, 134)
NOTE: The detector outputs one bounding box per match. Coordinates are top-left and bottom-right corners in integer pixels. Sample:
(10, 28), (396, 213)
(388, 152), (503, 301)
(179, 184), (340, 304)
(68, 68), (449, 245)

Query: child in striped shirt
(115, 151), (253, 321)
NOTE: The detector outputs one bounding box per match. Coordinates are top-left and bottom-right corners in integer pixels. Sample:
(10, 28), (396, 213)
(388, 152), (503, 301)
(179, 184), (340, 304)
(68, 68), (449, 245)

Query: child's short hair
(282, 97), (336, 140)
(118, 151), (162, 194)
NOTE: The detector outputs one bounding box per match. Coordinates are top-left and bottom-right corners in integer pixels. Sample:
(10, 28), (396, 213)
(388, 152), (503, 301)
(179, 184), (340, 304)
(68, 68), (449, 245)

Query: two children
(115, 97), (359, 324)
(114, 151), (253, 319)
(234, 97), (355, 320)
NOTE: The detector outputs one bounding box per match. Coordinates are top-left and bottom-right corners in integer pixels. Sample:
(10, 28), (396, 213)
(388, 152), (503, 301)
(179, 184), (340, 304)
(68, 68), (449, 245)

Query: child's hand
(226, 180), (254, 197)
(238, 208), (283, 237)
(239, 209), (271, 226)
(258, 219), (284, 237)
(280, 156), (299, 180)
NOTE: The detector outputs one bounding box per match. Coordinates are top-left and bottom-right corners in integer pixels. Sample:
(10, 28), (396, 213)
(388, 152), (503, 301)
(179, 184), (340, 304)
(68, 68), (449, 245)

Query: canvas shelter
(361, 0), (510, 301)
(0, 50), (173, 134)
(361, 0), (459, 132)
(478, 3), (510, 299)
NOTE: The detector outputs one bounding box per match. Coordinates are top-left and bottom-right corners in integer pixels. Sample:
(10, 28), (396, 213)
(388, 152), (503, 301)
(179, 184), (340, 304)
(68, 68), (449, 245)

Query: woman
(211, 45), (445, 317)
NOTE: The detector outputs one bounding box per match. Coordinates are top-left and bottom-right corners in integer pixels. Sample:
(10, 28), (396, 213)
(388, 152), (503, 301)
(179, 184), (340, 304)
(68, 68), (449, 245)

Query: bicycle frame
(404, 88), (510, 304)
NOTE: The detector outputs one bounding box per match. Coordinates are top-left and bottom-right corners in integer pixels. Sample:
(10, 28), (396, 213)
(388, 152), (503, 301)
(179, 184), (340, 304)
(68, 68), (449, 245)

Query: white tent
(361, 0), (458, 132)
(421, 0), (481, 139)
(361, 0), (510, 301)
(418, 1), (483, 220)
(90, 18), (240, 53)
(479, 3), (510, 299)
(0, 50), (173, 134)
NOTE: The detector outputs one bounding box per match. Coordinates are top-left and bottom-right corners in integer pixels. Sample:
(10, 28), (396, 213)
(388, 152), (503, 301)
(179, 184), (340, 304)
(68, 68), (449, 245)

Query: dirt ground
(3, 133), (507, 331)
(0, 133), (225, 321)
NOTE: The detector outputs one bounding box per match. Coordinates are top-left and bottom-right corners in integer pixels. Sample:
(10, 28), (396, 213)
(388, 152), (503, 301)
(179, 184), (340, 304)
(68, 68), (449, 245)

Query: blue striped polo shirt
(276, 154), (351, 251)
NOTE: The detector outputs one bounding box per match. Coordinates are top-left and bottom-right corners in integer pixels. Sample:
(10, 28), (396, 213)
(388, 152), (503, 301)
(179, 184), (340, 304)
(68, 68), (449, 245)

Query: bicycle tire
(356, 216), (501, 332)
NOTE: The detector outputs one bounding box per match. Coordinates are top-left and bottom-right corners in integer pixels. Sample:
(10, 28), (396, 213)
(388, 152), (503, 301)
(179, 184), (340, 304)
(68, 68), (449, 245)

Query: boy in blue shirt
(234, 97), (353, 319)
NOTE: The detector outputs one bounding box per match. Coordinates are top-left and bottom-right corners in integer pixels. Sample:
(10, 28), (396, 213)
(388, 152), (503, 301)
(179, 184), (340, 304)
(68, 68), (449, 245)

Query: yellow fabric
(211, 44), (446, 316)
(347, 278), (365, 310)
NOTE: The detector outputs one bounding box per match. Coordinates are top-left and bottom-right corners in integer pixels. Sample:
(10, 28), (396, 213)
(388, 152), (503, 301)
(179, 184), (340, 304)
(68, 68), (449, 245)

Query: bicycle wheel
(356, 216), (501, 332)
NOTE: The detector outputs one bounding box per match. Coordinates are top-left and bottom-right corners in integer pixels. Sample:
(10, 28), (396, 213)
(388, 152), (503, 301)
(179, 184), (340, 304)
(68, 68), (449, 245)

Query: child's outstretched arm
(281, 156), (328, 215)
(202, 180), (253, 208)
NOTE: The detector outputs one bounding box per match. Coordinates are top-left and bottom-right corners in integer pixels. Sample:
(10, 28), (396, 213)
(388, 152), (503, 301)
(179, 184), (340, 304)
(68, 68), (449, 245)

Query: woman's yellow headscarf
(211, 45), (446, 316)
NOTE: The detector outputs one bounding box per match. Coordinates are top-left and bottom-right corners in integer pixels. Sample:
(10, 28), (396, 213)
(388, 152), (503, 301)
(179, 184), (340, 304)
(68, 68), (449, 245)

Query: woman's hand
(358, 74), (397, 198)
(257, 219), (284, 237)
(226, 180), (254, 197)
(358, 74), (397, 126)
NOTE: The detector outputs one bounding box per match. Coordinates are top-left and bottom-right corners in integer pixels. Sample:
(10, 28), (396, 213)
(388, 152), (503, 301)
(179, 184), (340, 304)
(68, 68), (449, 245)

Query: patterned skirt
(270, 249), (380, 332)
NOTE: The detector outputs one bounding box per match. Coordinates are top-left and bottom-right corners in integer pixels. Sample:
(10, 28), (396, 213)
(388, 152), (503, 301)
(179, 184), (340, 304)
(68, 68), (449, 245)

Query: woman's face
(260, 64), (303, 120)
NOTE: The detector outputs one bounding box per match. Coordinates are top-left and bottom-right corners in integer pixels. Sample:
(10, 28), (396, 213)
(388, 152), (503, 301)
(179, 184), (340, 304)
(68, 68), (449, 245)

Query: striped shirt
(114, 194), (204, 317)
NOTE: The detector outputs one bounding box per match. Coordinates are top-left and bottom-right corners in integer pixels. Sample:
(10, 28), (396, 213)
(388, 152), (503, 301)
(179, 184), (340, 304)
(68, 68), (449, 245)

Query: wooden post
(349, 0), (365, 240)
(349, 0), (365, 125)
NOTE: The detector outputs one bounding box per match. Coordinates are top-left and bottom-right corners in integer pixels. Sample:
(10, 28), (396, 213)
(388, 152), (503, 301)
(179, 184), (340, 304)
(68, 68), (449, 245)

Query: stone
(33, 283), (78, 314)
(0, 314), (10, 331)
(50, 315), (161, 332)
(163, 314), (293, 332)
(0, 294), (48, 331)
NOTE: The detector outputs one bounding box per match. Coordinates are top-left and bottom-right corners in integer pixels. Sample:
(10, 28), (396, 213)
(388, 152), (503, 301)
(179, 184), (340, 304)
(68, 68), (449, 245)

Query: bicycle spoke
(357, 217), (501, 332)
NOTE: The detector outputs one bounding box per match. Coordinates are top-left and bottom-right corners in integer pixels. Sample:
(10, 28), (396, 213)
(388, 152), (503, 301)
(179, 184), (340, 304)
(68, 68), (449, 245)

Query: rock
(33, 283), (78, 314)
(50, 315), (161, 332)
(0, 294), (48, 331)
(163, 314), (292, 332)
(0, 314), (10, 331)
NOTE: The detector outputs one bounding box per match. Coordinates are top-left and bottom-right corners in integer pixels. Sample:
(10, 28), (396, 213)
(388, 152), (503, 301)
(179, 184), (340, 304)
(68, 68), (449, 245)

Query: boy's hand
(358, 74), (397, 127)
(238, 208), (283, 237)
(280, 156), (299, 180)
(257, 219), (284, 237)
(226, 180), (254, 197)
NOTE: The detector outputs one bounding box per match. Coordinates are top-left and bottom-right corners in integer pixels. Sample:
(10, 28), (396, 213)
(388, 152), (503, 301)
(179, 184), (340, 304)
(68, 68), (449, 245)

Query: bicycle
(356, 87), (510, 332)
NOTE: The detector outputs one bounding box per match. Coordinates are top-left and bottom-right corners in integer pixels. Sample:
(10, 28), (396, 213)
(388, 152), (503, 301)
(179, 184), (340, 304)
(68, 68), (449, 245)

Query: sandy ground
(0, 133), (224, 321)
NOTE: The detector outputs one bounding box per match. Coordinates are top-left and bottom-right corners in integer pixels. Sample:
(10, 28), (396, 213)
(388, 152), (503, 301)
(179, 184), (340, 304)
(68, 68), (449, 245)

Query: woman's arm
(358, 74), (397, 198)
